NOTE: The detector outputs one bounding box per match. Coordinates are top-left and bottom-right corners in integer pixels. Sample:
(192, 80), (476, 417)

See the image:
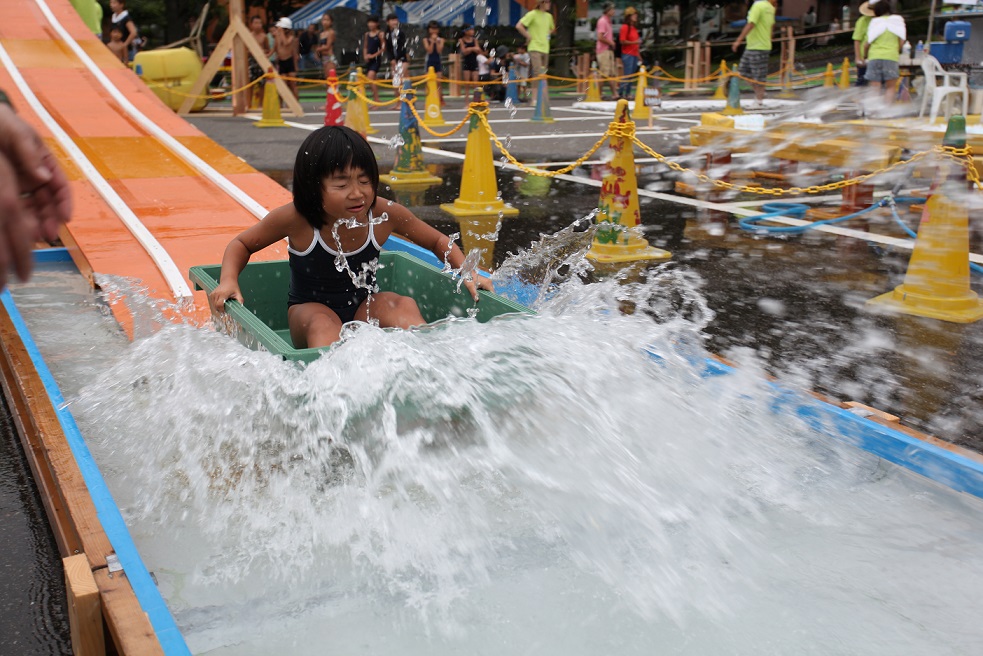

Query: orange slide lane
(1, 0), (292, 336)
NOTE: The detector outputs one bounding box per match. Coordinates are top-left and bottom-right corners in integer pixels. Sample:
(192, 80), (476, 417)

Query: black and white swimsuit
(287, 216), (383, 324)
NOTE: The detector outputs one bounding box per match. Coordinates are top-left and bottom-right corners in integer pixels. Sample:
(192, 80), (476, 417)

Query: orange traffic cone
(324, 68), (344, 126)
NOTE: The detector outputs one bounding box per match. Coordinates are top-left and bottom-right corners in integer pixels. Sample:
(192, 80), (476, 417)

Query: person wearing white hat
(274, 17), (299, 101)
(853, 1), (876, 88)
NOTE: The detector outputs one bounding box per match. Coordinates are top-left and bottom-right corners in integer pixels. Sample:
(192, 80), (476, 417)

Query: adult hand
(0, 103), (72, 288)
(731, 41), (740, 53)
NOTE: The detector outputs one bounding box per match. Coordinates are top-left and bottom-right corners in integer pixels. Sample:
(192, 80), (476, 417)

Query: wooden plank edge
(65, 553), (106, 656)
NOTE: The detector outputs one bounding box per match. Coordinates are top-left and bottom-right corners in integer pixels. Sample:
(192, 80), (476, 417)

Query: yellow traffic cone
(344, 68), (377, 137)
(384, 80), (442, 188)
(587, 99), (671, 264)
(631, 66), (650, 121)
(253, 75), (287, 128)
(838, 57), (851, 90)
(586, 62), (601, 102)
(440, 92), (520, 219)
(823, 62), (835, 88)
(867, 117), (983, 322)
(423, 66), (446, 126)
(713, 60), (728, 100)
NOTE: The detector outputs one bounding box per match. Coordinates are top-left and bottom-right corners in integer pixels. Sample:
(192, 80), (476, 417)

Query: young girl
(863, 1), (906, 105)
(362, 15), (383, 102)
(457, 25), (483, 88)
(209, 127), (490, 349)
(423, 21), (445, 104)
(317, 13), (337, 76)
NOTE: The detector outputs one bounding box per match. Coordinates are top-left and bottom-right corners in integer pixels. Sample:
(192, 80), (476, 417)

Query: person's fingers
(32, 150), (72, 242)
(0, 155), (21, 287)
(0, 106), (52, 190)
(7, 197), (36, 282)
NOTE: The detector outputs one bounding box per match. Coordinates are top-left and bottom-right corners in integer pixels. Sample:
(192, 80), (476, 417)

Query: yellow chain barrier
(407, 100), (473, 138)
(416, 98), (983, 195)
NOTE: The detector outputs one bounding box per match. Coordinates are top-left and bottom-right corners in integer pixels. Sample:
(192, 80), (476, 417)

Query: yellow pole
(631, 66), (650, 121)
(823, 62), (835, 88)
(587, 99), (670, 264)
(423, 66), (446, 126)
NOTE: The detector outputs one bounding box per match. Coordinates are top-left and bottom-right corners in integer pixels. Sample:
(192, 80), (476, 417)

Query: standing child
(274, 17), (299, 102)
(863, 1), (906, 105)
(362, 16), (383, 102)
(210, 127), (490, 349)
(385, 13), (408, 79)
(513, 44), (531, 101)
(107, 26), (127, 63)
(458, 25), (483, 89)
(317, 13), (337, 75)
(423, 21), (445, 104)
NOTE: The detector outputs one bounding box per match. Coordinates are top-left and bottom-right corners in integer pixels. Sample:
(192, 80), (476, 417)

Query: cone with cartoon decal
(587, 99), (671, 264)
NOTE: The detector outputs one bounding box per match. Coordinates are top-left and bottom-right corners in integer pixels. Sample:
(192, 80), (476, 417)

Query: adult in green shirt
(731, 0), (777, 108)
(69, 0), (103, 37)
(862, 1), (906, 104)
(853, 2), (875, 87)
(517, 0), (555, 106)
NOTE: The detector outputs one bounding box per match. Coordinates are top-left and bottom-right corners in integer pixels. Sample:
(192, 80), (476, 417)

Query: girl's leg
(367, 70), (379, 101)
(356, 292), (425, 329)
(288, 303), (345, 348)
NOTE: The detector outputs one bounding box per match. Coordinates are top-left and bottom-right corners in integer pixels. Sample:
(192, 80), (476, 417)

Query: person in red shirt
(619, 7), (641, 99)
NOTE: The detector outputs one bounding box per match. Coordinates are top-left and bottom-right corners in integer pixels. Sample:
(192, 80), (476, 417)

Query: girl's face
(368, 21), (378, 31)
(322, 15), (332, 29)
(321, 167), (373, 221)
(110, 0), (122, 12)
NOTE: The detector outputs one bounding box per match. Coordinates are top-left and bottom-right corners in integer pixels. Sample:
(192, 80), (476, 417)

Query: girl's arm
(377, 199), (493, 300)
(326, 29), (335, 53)
(210, 204), (296, 311)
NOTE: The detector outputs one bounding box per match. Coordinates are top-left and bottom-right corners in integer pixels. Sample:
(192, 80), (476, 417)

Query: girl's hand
(209, 283), (243, 313)
(463, 275), (494, 302)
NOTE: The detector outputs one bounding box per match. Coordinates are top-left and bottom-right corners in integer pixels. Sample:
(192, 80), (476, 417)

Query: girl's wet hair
(293, 126), (379, 229)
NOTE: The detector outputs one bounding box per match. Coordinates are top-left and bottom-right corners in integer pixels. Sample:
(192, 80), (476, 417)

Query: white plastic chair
(919, 54), (969, 122)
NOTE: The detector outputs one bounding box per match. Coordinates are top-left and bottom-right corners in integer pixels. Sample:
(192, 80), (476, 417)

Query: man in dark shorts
(274, 17), (299, 101)
(731, 0), (777, 109)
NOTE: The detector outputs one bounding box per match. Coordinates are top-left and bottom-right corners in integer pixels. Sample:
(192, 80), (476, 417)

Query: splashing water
(29, 230), (981, 656)
(388, 134), (405, 150)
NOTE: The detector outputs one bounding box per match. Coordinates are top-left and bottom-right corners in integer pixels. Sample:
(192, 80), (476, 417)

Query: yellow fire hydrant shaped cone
(254, 72), (287, 128)
(441, 92), (520, 218)
(632, 66), (650, 121)
(586, 61), (601, 102)
(423, 66), (446, 126)
(587, 100), (671, 264)
(867, 116), (983, 322)
(823, 62), (835, 88)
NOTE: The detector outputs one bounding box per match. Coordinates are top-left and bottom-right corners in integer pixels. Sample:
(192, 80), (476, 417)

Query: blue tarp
(287, 0), (360, 30)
